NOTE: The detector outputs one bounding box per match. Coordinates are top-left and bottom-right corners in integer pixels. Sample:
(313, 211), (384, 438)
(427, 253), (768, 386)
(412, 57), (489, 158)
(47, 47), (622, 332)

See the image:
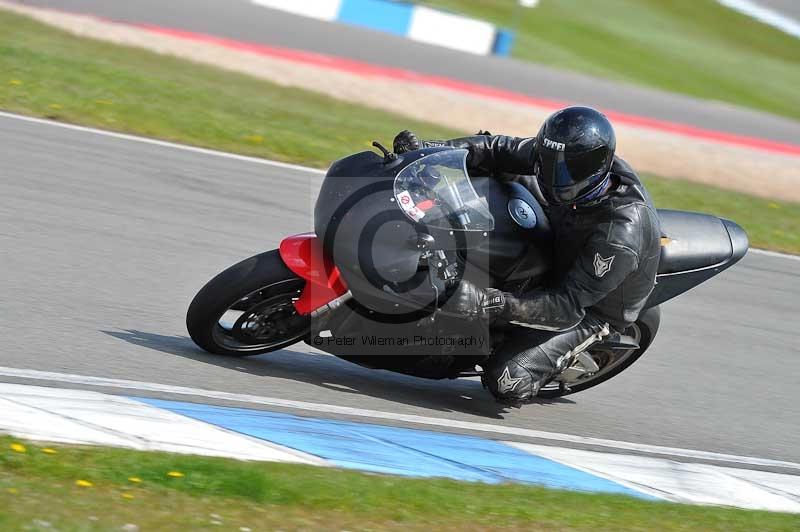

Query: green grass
(0, 10), (461, 169)
(417, 0), (800, 121)
(0, 8), (797, 254)
(643, 175), (800, 254)
(2, 437), (798, 531)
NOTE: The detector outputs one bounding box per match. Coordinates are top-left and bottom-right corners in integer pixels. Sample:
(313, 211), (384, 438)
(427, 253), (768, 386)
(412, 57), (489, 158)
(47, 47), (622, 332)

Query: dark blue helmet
(534, 106), (616, 206)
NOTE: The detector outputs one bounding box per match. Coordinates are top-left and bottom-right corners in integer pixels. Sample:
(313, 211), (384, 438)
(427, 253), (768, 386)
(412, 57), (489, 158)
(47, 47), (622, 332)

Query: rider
(393, 106), (661, 404)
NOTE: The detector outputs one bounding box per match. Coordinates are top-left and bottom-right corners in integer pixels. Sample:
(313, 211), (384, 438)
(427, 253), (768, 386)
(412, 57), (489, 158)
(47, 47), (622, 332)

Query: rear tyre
(186, 250), (310, 357)
(537, 306), (661, 398)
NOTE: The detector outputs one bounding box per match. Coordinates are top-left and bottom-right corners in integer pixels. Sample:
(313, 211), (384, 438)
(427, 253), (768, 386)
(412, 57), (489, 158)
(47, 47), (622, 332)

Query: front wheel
(537, 306), (661, 398)
(186, 250), (310, 356)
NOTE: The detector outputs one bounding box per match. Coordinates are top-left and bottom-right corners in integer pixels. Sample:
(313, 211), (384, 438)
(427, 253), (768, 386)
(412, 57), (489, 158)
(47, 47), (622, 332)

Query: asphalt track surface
(2, 113), (799, 467)
(17, 0), (800, 145)
(759, 0), (800, 20)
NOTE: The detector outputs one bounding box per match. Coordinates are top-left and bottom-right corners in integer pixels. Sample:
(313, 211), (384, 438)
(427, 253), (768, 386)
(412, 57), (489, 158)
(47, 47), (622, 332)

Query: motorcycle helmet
(534, 106), (616, 206)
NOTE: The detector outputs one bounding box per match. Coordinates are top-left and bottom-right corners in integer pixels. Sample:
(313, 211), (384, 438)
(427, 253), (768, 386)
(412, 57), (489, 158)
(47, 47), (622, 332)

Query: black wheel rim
(540, 322), (642, 392)
(211, 279), (309, 353)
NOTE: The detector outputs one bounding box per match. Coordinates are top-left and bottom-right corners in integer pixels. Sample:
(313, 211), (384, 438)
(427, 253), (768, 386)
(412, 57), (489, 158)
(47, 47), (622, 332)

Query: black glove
(393, 130), (421, 154)
(443, 279), (506, 322)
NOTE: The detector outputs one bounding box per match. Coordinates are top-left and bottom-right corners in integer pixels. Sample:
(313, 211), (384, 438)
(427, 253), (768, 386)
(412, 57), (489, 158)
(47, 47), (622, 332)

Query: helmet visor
(537, 146), (611, 205)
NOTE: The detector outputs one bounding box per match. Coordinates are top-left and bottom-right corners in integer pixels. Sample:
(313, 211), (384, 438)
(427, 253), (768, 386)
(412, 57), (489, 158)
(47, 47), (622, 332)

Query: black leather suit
(438, 135), (662, 401)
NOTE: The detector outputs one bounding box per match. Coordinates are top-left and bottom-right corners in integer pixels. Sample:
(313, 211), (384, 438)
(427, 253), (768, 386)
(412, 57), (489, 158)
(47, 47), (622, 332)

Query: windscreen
(393, 150), (494, 231)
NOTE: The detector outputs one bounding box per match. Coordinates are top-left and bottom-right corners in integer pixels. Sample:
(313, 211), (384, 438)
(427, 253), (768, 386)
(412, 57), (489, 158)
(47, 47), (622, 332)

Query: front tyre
(186, 250), (310, 356)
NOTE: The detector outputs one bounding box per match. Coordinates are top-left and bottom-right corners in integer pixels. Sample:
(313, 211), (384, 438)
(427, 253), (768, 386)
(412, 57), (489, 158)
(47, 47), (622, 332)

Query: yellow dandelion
(243, 134), (264, 144)
(48, 104), (62, 110)
(167, 471), (184, 478)
(128, 477), (142, 483)
(75, 479), (94, 488)
(768, 202), (780, 209)
(95, 99), (113, 105)
(10, 442), (26, 453)
(6, 488), (19, 495)
(121, 493), (135, 499)
(9, 79), (22, 85)
(42, 448), (57, 454)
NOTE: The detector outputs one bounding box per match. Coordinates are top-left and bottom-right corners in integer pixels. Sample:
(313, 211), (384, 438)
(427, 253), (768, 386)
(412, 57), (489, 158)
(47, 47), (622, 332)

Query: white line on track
(3, 110), (797, 262)
(1, 365), (799, 472)
(749, 248), (800, 262)
(0, 111), (326, 174)
(716, 0), (800, 39)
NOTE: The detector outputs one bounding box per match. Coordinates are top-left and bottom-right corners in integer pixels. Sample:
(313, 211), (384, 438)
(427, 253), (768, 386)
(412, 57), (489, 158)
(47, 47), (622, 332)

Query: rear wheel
(186, 250), (310, 356)
(537, 306), (661, 398)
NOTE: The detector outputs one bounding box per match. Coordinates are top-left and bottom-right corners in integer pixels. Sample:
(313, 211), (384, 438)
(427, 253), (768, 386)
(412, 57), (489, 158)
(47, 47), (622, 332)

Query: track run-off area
(1, 111), (799, 472)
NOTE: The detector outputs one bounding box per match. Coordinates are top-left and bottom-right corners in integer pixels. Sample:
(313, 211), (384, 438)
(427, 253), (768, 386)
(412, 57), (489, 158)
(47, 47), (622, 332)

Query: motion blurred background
(1, 1), (799, 529)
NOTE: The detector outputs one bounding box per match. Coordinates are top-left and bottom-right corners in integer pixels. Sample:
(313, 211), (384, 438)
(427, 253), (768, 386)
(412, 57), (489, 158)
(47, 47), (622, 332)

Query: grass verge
(0, 7), (797, 254)
(643, 175), (800, 255)
(419, 0), (800, 121)
(2, 437), (798, 531)
(0, 9), (460, 169)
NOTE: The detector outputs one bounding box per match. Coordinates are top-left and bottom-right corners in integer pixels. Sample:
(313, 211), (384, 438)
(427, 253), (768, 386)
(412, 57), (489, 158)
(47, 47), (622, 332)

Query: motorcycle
(187, 143), (748, 398)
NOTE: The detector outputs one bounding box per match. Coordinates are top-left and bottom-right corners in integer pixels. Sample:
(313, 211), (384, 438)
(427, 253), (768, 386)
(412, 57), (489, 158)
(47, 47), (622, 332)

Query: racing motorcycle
(187, 143), (748, 398)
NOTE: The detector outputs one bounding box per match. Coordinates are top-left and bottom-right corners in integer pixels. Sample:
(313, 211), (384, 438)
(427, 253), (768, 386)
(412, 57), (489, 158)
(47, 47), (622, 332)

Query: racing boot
(481, 345), (557, 405)
(482, 319), (610, 404)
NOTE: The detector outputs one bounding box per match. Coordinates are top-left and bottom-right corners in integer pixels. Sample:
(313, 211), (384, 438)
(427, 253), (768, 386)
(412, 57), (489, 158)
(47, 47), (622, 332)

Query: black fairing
(646, 210), (749, 307)
(466, 180), (553, 285)
(317, 151), (421, 314)
(314, 148), (554, 316)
